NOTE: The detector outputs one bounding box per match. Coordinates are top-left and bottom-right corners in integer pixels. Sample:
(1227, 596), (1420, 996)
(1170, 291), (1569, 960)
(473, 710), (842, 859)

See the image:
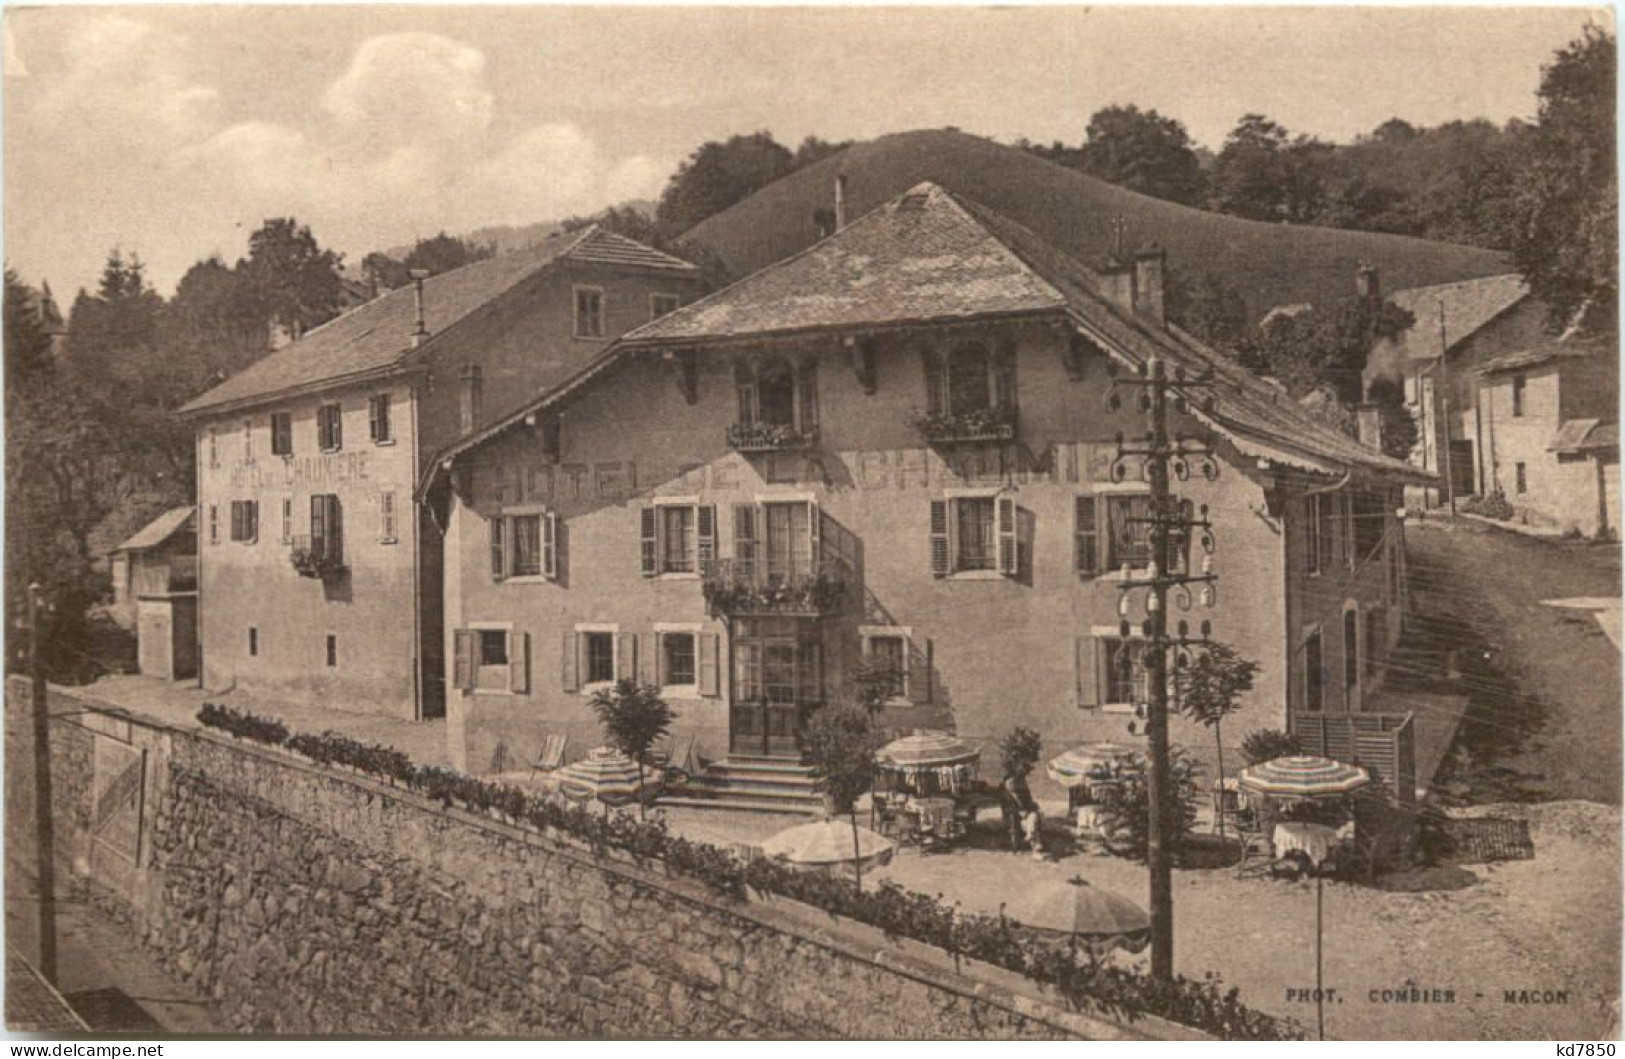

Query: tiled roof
(178, 226), (695, 417)
(1549, 419), (1618, 454)
(619, 182), (1423, 481)
(1477, 332), (1609, 375)
(115, 506), (195, 553)
(1385, 274), (1529, 363)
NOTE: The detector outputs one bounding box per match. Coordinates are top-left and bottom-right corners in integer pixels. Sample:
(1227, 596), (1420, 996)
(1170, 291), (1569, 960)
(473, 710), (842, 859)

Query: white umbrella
(1002, 876), (1151, 955)
(1046, 742), (1139, 788)
(759, 817), (895, 871)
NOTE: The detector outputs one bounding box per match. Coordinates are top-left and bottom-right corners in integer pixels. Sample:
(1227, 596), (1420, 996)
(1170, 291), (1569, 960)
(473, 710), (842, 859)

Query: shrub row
(195, 703), (1297, 1040)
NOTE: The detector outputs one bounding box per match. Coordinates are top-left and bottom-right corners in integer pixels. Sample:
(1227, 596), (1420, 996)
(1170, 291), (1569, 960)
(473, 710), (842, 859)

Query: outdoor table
(907, 797), (958, 842)
(1273, 821), (1340, 868)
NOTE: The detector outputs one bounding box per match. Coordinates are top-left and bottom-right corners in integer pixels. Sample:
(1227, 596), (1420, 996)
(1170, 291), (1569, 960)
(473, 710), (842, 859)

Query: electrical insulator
(1118, 593), (1131, 619)
(1119, 620), (1132, 639)
(1201, 553), (1214, 576)
(1147, 558), (1160, 580)
(1200, 584), (1215, 608)
(1201, 619), (1213, 639)
(1177, 620), (1189, 638)
(1147, 592), (1160, 613)
(1135, 703), (1148, 720)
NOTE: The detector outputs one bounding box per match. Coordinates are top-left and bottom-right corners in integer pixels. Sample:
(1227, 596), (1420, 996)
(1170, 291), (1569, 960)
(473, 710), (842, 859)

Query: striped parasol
(1003, 876), (1151, 956)
(1237, 755), (1370, 798)
(876, 729), (979, 772)
(760, 818), (895, 871)
(556, 747), (663, 805)
(1046, 742), (1139, 788)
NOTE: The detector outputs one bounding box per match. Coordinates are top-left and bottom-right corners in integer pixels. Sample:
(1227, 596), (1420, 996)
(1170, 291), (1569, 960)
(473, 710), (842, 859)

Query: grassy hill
(680, 129), (1511, 321)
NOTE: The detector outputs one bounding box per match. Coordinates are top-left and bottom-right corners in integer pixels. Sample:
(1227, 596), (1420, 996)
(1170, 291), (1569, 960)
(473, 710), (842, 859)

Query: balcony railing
(726, 421), (820, 453)
(290, 534), (346, 581)
(911, 407), (1017, 445)
(702, 557), (847, 617)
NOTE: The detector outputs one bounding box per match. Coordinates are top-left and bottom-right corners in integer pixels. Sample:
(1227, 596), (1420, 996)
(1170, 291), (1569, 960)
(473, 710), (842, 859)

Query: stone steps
(665, 756), (824, 814)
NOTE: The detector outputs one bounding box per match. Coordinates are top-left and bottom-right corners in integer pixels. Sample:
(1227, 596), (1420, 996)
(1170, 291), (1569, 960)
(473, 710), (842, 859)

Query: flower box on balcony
(702, 559), (846, 618)
(726, 422), (820, 453)
(911, 409), (1017, 445)
(290, 537), (346, 582)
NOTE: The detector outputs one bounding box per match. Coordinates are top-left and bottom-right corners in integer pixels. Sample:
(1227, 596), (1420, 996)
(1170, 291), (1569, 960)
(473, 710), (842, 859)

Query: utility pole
(1107, 357), (1220, 982)
(27, 581), (58, 983)
(1437, 300), (1457, 515)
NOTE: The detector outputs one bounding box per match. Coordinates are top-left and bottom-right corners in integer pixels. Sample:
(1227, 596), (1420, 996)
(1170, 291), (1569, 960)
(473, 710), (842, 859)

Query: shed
(112, 507), (198, 680)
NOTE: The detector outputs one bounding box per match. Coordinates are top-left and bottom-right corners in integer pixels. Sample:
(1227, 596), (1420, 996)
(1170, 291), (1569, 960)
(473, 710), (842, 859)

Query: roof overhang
(174, 361), (427, 422)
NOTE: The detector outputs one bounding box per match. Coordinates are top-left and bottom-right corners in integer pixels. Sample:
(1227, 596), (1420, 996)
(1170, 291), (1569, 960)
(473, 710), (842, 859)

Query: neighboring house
(1474, 336), (1619, 538)
(110, 507), (198, 681)
(424, 182), (1429, 797)
(1361, 273), (1536, 508)
(177, 227), (705, 721)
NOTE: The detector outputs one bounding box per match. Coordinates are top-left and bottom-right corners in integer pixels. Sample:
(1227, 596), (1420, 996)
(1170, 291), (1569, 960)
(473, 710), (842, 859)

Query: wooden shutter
(489, 518), (506, 580)
(452, 630), (475, 692)
(250, 500), (260, 542)
(732, 504), (758, 578)
(327, 495), (343, 564)
(617, 632), (637, 682)
(807, 499), (822, 568)
(697, 505), (716, 572)
(542, 512), (557, 580)
(698, 633), (721, 697)
(639, 507), (658, 577)
(929, 499), (950, 577)
(509, 632), (530, 695)
(993, 342), (1018, 413)
(310, 495), (326, 558)
(798, 359), (819, 430)
(908, 637), (933, 704)
(1076, 496), (1099, 576)
(331, 407), (342, 451)
(1074, 637), (1100, 707)
(638, 633), (658, 686)
(922, 348), (946, 415)
(561, 632), (579, 692)
(229, 502), (241, 542)
(368, 396), (380, 441)
(997, 495), (1018, 576)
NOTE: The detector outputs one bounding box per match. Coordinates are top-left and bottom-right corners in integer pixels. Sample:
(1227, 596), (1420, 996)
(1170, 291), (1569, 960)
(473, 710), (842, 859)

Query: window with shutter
(542, 512), (557, 580)
(929, 499), (950, 577)
(310, 496), (326, 558)
(318, 404), (342, 451)
(368, 394), (392, 443)
(509, 631), (530, 695)
(271, 413), (292, 456)
(639, 507), (658, 577)
(733, 504), (759, 579)
(698, 633), (721, 697)
(489, 518), (506, 580)
(1074, 636), (1100, 708)
(1076, 496), (1099, 576)
(697, 505), (716, 573)
(379, 491), (397, 544)
(735, 361), (757, 427)
(324, 495), (343, 565)
(1106, 494), (1153, 571)
(248, 500), (258, 542)
(511, 515), (543, 577)
(997, 495), (1018, 575)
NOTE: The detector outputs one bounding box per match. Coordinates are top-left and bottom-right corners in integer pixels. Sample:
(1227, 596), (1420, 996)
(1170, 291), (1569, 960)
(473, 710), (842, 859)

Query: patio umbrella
(1237, 755), (1370, 798)
(556, 747), (663, 805)
(759, 817), (895, 872)
(876, 729), (979, 770)
(1001, 876), (1151, 955)
(1045, 742), (1139, 788)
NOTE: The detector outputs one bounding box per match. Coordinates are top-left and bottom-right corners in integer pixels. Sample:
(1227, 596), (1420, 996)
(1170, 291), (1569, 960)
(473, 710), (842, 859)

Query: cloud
(323, 32), (493, 148)
(41, 15), (220, 145)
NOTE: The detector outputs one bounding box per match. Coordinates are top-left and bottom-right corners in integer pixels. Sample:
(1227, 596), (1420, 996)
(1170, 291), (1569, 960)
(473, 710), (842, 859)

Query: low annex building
(178, 227), (705, 720)
(425, 182), (1430, 789)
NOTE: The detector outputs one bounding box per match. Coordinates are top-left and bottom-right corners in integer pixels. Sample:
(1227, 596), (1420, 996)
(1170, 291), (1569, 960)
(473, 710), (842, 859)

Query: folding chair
(1233, 808), (1274, 878)
(529, 732), (568, 781)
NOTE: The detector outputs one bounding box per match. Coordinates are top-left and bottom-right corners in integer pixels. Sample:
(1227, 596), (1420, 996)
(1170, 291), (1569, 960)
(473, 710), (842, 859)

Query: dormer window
(917, 341), (1017, 443)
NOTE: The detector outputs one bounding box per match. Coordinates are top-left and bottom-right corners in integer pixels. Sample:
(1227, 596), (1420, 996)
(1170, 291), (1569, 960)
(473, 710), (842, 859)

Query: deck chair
(529, 732), (568, 781)
(661, 732), (700, 784)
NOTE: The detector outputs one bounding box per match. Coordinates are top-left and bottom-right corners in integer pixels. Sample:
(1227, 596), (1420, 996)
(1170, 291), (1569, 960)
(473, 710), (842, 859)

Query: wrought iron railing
(289, 534), (346, 581)
(726, 421), (820, 452)
(702, 557), (847, 617)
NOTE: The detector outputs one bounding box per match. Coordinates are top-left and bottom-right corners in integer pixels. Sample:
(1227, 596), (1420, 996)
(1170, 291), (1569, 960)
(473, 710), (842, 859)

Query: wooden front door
(730, 620), (821, 757)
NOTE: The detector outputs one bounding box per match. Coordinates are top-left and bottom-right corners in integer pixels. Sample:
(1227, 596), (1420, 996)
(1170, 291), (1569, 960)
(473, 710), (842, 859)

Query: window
(452, 626), (530, 695)
(584, 631), (615, 685)
(1075, 496), (1100, 576)
(317, 403), (343, 451)
(640, 502), (715, 577)
(326, 634), (338, 668)
(924, 342), (1016, 418)
(1304, 628), (1324, 711)
(1306, 493), (1336, 575)
(1511, 374), (1526, 417)
(574, 286), (605, 338)
(661, 632), (697, 689)
(929, 495), (1018, 577)
(650, 293), (681, 320)
(229, 500), (259, 543)
(368, 394), (393, 444)
(309, 494), (343, 564)
(1344, 608), (1360, 696)
(860, 628), (910, 702)
(732, 618), (823, 708)
(208, 504), (219, 545)
(281, 497), (293, 544)
(1515, 462), (1528, 494)
(1102, 638), (1151, 709)
(271, 413), (293, 456)
(488, 510), (557, 581)
(243, 419), (255, 462)
(208, 428), (219, 469)
(460, 366), (482, 433)
(735, 356), (818, 433)
(1105, 494), (1153, 571)
(248, 627), (258, 657)
(379, 491), (398, 544)
(1352, 489), (1386, 561)
(479, 629), (509, 667)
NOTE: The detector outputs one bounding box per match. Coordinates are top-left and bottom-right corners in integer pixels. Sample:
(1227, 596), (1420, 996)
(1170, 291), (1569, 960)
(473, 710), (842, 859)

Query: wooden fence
(1288, 711), (1417, 805)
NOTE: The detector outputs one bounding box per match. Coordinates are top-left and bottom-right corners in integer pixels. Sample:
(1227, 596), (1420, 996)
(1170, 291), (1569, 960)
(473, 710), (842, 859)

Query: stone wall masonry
(18, 683), (1201, 1040)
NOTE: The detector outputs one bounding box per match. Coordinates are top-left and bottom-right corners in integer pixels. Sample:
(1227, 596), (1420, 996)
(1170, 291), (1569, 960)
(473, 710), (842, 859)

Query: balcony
(290, 534), (346, 581)
(702, 557), (847, 618)
(911, 407), (1017, 446)
(726, 421), (820, 453)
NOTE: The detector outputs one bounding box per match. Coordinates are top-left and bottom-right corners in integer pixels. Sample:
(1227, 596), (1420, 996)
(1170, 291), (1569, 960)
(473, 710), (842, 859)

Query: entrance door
(729, 619), (821, 758)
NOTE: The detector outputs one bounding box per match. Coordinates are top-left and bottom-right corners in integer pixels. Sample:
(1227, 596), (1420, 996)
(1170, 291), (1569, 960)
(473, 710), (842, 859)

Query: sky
(3, 4), (1608, 302)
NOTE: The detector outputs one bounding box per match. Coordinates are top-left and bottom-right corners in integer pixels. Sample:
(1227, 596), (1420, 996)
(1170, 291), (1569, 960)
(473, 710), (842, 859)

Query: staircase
(662, 755), (825, 814)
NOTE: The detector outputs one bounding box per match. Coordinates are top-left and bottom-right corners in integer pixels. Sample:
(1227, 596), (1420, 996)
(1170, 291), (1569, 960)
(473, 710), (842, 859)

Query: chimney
(409, 268), (430, 347)
(834, 174), (848, 231)
(1100, 258), (1137, 314)
(1356, 402), (1384, 451)
(1133, 243), (1166, 327)
(1356, 264), (1380, 302)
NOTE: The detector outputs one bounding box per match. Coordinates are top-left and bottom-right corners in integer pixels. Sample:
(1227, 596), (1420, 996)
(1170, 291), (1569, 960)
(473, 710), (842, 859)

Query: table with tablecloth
(1271, 821), (1342, 867)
